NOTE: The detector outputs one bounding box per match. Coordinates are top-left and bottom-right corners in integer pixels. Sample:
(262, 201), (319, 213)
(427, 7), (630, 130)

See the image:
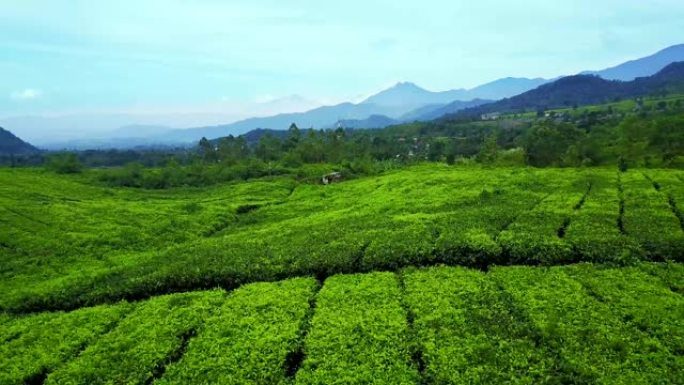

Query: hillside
(331, 98), (495, 128)
(0, 127), (39, 155)
(2, 165), (683, 313)
(334, 114), (398, 129)
(408, 98), (493, 121)
(588, 43), (684, 80)
(1, 165), (683, 383)
(451, 62), (684, 118)
(461, 77), (550, 99)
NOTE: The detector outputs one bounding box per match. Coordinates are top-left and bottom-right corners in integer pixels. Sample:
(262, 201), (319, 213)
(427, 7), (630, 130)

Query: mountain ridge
(449, 61), (684, 119)
(585, 44), (684, 81)
(0, 127), (40, 155)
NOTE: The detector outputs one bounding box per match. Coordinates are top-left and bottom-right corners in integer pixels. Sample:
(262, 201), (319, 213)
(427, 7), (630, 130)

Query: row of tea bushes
(1, 263), (682, 384)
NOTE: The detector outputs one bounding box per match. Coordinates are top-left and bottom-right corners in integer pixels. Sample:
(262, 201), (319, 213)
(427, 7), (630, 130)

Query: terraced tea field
(1, 264), (682, 384)
(1, 165), (683, 384)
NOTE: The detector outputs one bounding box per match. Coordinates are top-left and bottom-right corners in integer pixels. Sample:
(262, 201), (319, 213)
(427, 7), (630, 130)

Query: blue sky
(1, 0), (683, 121)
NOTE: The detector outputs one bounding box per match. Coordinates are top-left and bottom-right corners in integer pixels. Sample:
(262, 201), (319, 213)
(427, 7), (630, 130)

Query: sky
(1, 0), (683, 128)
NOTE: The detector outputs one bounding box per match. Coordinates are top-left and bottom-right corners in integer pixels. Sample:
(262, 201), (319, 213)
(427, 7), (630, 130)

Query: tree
(560, 144), (583, 167)
(217, 135), (249, 165)
(617, 117), (655, 167)
(198, 137), (217, 163)
(284, 123), (302, 151)
(297, 130), (325, 163)
(477, 133), (499, 164)
(523, 122), (586, 167)
(46, 152), (83, 174)
(427, 139), (446, 162)
(651, 116), (684, 164)
(255, 134), (283, 161)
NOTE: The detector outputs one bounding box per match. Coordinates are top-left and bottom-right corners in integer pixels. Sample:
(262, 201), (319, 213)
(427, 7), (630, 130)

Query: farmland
(2, 165), (684, 312)
(1, 165), (683, 383)
(0, 264), (682, 384)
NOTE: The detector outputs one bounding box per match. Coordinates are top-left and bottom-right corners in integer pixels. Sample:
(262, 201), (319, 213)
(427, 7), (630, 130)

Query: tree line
(8, 98), (684, 188)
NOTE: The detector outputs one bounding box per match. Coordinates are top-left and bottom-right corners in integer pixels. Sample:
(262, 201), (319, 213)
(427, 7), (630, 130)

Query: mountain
(405, 99), (493, 121)
(169, 81), (542, 140)
(360, 82), (462, 109)
(399, 103), (447, 121)
(450, 62), (684, 119)
(361, 78), (548, 109)
(163, 102), (406, 142)
(0, 127), (39, 155)
(329, 100), (495, 129)
(587, 44), (684, 81)
(465, 77), (550, 100)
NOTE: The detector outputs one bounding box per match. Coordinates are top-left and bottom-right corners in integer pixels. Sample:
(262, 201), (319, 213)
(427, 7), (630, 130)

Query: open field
(1, 165), (684, 313)
(0, 264), (682, 384)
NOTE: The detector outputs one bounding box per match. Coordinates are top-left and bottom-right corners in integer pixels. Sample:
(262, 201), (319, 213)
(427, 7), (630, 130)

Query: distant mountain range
(161, 81), (534, 142)
(451, 62), (684, 119)
(359, 78), (546, 108)
(334, 99), (494, 129)
(3, 43), (684, 149)
(0, 127), (39, 155)
(160, 102), (403, 143)
(167, 44), (684, 142)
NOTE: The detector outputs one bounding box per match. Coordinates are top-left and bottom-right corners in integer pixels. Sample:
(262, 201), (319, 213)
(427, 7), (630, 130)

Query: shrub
(46, 152), (83, 174)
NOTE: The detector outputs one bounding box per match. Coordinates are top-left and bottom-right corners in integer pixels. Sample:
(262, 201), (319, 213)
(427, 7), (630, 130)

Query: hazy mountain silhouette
(586, 44), (684, 81)
(361, 78), (547, 108)
(0, 127), (39, 155)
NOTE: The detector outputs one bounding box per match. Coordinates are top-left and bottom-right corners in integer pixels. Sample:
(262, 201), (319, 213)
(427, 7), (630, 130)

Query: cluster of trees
(521, 115), (684, 168)
(199, 124), (419, 166)
(17, 96), (684, 187)
(196, 122), (528, 169)
(46, 153), (84, 174)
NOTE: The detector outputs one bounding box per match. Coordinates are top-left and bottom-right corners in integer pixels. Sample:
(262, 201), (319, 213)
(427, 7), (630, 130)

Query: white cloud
(10, 88), (43, 101)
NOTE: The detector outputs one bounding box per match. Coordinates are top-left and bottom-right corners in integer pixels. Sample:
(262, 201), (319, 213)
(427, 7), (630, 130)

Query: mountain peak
(392, 81), (422, 89)
(361, 82), (433, 107)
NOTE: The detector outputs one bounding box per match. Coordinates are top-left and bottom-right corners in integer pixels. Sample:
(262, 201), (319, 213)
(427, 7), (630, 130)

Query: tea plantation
(1, 165), (683, 384)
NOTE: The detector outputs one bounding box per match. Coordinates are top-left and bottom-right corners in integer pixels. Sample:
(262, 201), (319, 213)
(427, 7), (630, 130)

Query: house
(481, 112), (501, 120)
